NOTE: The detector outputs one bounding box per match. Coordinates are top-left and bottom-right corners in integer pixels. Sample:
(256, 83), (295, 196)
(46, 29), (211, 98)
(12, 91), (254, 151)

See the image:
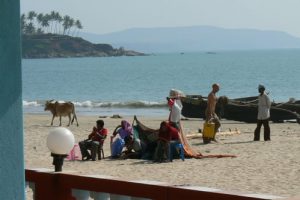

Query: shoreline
(24, 113), (300, 198)
(23, 106), (170, 118)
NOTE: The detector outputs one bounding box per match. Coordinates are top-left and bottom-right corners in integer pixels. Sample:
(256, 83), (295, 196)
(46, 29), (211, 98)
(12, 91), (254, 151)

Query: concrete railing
(25, 168), (284, 200)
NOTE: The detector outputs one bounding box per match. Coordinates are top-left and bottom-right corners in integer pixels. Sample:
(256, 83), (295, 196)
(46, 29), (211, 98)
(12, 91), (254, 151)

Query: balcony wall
(25, 168), (284, 200)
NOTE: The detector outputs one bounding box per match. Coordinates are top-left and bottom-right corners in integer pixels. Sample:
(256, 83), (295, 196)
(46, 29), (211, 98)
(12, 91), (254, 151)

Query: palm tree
(49, 11), (57, 33)
(24, 22), (35, 34)
(27, 11), (37, 21)
(67, 18), (74, 35)
(74, 20), (83, 36)
(54, 12), (62, 34)
(41, 14), (50, 33)
(62, 15), (71, 35)
(21, 11), (84, 36)
(36, 13), (44, 33)
(27, 11), (37, 34)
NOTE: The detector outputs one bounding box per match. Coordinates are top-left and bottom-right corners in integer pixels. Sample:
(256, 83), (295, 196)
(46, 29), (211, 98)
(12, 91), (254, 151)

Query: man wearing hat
(167, 89), (183, 130)
(254, 84), (271, 141)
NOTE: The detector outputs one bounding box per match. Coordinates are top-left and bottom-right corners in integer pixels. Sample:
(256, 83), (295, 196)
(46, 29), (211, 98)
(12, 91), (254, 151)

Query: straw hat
(169, 89), (185, 98)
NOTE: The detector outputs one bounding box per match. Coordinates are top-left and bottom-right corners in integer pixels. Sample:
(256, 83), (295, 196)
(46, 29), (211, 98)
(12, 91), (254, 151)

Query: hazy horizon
(21, 0), (300, 38)
(78, 25), (300, 53)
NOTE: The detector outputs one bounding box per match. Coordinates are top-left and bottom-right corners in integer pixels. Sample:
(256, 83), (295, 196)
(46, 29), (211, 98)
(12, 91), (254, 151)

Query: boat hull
(181, 96), (300, 123)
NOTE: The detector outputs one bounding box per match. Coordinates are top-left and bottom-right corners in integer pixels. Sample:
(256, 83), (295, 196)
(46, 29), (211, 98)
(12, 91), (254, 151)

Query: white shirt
(257, 93), (271, 120)
(170, 99), (183, 123)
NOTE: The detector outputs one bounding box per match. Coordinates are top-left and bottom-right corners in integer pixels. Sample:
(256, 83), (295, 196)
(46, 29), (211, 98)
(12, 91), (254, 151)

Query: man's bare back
(203, 83), (221, 143)
(205, 83), (220, 121)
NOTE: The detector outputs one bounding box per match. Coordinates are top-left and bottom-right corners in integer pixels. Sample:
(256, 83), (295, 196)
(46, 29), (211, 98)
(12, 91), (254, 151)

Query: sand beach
(24, 114), (300, 198)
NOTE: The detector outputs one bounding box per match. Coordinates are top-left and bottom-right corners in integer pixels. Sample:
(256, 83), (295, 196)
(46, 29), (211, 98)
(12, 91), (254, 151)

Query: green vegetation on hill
(21, 11), (145, 58)
(22, 34), (145, 58)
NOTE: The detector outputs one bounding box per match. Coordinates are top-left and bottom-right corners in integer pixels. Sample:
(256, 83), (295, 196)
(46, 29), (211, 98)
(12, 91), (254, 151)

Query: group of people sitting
(78, 90), (184, 162)
(78, 118), (183, 162)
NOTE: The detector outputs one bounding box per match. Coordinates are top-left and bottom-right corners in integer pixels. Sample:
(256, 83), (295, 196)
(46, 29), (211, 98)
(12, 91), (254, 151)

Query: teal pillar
(0, 0), (25, 200)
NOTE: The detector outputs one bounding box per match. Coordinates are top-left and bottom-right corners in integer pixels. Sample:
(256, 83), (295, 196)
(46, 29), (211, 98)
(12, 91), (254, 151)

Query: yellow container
(203, 122), (215, 138)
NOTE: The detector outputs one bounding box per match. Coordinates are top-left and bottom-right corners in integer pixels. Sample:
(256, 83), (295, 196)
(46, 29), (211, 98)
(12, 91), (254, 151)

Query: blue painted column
(0, 0), (25, 199)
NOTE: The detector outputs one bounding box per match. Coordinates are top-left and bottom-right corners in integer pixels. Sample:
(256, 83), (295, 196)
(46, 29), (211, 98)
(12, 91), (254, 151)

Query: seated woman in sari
(153, 121), (179, 162)
(110, 120), (133, 158)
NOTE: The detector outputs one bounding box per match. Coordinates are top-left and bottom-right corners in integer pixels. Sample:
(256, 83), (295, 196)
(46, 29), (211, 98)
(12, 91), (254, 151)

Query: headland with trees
(21, 11), (145, 58)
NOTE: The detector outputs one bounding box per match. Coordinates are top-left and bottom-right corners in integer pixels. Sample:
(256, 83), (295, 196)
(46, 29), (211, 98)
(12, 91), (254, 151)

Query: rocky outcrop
(22, 34), (146, 58)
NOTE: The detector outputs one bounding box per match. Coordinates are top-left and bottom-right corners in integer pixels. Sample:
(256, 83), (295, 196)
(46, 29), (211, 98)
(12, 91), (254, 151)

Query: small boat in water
(181, 95), (300, 123)
(206, 51), (217, 54)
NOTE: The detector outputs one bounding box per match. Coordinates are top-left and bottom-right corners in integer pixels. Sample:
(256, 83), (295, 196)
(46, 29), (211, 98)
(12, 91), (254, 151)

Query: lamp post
(47, 127), (75, 172)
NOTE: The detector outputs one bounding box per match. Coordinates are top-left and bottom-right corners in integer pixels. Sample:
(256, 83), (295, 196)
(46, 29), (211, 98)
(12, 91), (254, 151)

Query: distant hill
(22, 34), (146, 58)
(79, 26), (300, 53)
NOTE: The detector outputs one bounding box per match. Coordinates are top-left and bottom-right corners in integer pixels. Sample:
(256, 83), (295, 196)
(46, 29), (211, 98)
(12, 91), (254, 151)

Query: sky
(21, 0), (300, 37)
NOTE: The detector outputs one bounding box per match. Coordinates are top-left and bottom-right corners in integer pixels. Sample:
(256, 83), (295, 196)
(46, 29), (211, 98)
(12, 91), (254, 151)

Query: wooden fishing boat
(181, 95), (258, 119)
(229, 97), (300, 115)
(181, 95), (300, 123)
(273, 102), (300, 115)
(220, 102), (300, 123)
(181, 96), (207, 119)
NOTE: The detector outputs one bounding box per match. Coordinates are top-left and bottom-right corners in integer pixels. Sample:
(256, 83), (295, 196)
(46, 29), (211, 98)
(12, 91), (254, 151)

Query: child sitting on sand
(122, 135), (145, 159)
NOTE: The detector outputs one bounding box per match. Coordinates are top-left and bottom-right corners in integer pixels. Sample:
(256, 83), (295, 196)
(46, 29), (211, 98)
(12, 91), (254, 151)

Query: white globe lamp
(47, 127), (75, 172)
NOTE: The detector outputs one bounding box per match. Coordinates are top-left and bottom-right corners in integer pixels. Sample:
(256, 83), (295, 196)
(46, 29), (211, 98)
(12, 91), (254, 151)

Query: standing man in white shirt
(254, 84), (271, 141)
(167, 96), (183, 130)
(167, 90), (183, 130)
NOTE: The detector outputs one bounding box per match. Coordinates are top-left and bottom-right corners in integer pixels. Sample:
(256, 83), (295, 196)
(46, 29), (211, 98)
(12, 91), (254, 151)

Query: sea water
(22, 49), (300, 116)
